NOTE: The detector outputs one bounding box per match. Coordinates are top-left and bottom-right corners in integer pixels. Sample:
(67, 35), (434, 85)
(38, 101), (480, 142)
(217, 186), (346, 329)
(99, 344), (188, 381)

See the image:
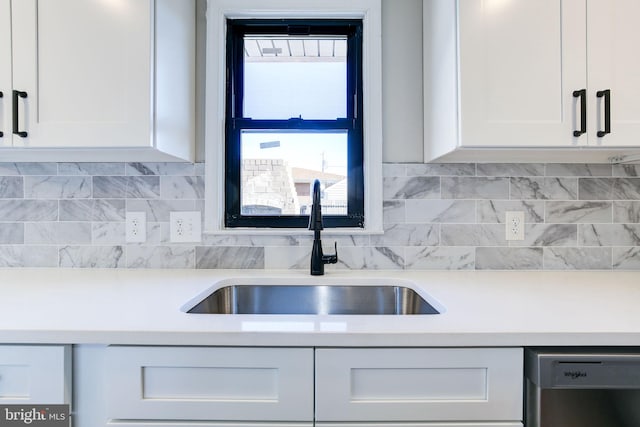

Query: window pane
(243, 36), (347, 120)
(241, 131), (348, 216)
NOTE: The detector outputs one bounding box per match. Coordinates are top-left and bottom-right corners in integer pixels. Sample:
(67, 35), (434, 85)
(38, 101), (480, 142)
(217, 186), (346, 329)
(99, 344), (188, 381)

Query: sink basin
(187, 284), (440, 315)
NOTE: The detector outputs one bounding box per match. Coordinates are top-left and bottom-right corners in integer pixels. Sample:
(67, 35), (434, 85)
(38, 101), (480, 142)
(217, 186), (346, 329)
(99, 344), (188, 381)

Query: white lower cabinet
(74, 346), (522, 427)
(105, 346), (314, 422)
(315, 348), (523, 423)
(0, 345), (71, 404)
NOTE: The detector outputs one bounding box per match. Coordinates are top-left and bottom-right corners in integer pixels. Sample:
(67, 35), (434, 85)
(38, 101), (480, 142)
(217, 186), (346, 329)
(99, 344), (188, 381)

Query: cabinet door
(10, 0), (152, 149)
(105, 346), (314, 422)
(458, 0), (586, 148)
(0, 345), (70, 404)
(587, 0), (640, 147)
(0, 0), (10, 146)
(315, 348), (523, 422)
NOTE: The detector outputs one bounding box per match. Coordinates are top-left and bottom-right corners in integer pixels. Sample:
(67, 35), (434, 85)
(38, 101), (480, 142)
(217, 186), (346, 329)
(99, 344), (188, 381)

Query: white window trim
(204, 0), (382, 234)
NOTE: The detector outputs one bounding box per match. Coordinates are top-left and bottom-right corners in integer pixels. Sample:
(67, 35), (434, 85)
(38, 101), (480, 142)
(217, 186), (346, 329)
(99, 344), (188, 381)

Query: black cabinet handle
(573, 89), (586, 137)
(12, 90), (28, 138)
(597, 89), (611, 137)
(0, 91), (3, 138)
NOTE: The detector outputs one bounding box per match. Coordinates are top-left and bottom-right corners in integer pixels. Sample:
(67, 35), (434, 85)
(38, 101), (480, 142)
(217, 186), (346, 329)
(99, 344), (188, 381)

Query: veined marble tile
(383, 176), (440, 199)
(194, 162), (205, 176)
(613, 201), (640, 223)
(0, 200), (58, 221)
(382, 163), (407, 177)
(126, 176), (161, 198)
(126, 200), (197, 222)
(613, 164), (640, 177)
(126, 162), (195, 176)
(404, 247), (474, 270)
(406, 200), (475, 223)
(510, 177), (577, 200)
(371, 224), (439, 246)
(545, 201), (612, 223)
(406, 163), (475, 176)
(58, 162), (125, 176)
(543, 247), (611, 270)
(127, 246), (195, 268)
(0, 223), (24, 244)
(93, 199), (126, 221)
(613, 247), (640, 270)
(441, 224), (505, 246)
(93, 176), (127, 198)
(579, 224), (640, 246)
(59, 200), (93, 221)
(477, 163), (544, 177)
(59, 245), (124, 268)
(509, 224), (577, 247)
(579, 178), (640, 200)
(0, 177), (23, 198)
(265, 246), (311, 269)
(25, 176), (91, 199)
(441, 177), (509, 199)
(160, 176), (205, 199)
(546, 163), (612, 177)
(333, 246), (404, 270)
(201, 233), (302, 247)
(92, 222), (126, 245)
(477, 200), (544, 223)
(0, 163), (57, 176)
(383, 200), (406, 224)
(476, 247), (543, 270)
(0, 245), (57, 267)
(93, 176), (160, 199)
(196, 246), (264, 269)
(25, 222), (91, 244)
(59, 199), (125, 221)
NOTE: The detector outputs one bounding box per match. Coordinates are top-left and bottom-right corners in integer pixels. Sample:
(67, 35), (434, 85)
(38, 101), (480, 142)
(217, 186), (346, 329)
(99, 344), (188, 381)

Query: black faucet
(309, 179), (338, 275)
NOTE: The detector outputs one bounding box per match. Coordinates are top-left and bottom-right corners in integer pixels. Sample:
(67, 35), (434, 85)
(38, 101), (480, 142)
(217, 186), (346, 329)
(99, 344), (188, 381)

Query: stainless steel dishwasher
(525, 348), (640, 427)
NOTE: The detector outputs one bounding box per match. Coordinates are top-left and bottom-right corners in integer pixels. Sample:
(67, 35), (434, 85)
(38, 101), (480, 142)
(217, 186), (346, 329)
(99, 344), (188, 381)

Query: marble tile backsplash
(1, 161), (640, 270)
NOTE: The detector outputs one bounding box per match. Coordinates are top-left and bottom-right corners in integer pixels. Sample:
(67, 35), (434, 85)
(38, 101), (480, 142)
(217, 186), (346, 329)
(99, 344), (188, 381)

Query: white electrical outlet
(170, 211), (202, 243)
(505, 211), (525, 241)
(126, 212), (147, 243)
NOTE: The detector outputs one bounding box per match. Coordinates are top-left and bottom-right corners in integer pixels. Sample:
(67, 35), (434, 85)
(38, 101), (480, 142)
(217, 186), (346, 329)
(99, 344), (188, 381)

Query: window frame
(205, 0), (382, 234)
(225, 19), (364, 228)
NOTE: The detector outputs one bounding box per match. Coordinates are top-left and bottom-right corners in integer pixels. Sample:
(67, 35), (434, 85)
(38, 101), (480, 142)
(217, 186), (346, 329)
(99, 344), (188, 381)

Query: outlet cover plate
(505, 211), (525, 241)
(170, 211), (202, 243)
(126, 212), (147, 243)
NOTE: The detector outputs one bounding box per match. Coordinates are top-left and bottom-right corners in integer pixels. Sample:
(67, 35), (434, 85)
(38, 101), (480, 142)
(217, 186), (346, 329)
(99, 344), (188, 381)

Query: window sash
(224, 19), (364, 229)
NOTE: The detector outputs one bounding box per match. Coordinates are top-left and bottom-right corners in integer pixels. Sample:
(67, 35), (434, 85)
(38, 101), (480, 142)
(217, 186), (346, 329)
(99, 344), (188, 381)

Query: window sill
(204, 226), (384, 237)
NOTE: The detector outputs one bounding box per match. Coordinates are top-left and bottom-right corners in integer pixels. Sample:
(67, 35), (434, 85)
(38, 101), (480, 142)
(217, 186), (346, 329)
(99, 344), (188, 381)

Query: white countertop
(1, 268), (639, 347)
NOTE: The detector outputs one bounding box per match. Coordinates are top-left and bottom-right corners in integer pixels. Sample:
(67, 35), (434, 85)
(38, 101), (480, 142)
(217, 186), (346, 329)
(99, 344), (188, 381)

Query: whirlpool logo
(563, 370), (588, 379)
(0, 405), (69, 427)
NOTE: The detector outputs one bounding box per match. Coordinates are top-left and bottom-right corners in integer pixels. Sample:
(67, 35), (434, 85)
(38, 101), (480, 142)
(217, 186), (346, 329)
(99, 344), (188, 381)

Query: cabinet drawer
(105, 346), (314, 421)
(315, 348), (523, 422)
(0, 345), (70, 404)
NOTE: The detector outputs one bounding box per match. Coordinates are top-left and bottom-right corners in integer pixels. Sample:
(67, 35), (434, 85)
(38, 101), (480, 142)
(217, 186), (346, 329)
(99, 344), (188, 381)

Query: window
(204, 0), (382, 234)
(224, 20), (364, 228)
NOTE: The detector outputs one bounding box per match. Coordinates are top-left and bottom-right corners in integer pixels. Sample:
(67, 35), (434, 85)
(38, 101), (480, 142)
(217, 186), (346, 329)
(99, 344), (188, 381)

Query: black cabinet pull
(0, 91), (3, 138)
(573, 89), (586, 137)
(12, 90), (28, 138)
(597, 89), (611, 137)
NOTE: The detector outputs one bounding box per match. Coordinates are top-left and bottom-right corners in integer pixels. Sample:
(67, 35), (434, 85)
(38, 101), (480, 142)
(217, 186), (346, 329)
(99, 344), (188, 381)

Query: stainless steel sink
(187, 285), (440, 315)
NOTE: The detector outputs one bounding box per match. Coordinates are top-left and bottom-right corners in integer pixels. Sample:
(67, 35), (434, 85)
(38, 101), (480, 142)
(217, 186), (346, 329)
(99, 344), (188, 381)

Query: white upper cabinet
(587, 0), (640, 147)
(0, 0), (195, 161)
(0, 0), (10, 143)
(424, 0), (640, 162)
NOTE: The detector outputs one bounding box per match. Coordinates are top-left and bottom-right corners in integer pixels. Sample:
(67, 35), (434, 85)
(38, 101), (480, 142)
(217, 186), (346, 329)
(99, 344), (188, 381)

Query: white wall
(381, 0), (424, 162)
